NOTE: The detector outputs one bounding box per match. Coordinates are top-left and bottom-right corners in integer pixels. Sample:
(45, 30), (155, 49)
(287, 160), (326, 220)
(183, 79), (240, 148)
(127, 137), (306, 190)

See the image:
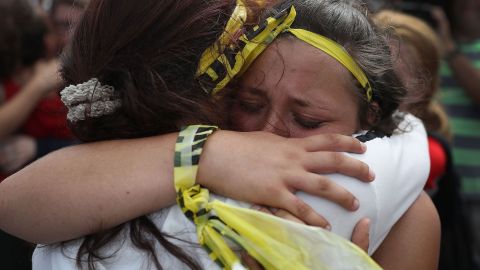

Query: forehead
(240, 37), (357, 102)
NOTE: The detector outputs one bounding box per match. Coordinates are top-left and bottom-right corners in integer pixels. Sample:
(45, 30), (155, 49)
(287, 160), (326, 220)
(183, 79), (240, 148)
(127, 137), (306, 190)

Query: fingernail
(364, 218), (371, 227)
(352, 199), (360, 210)
(361, 142), (367, 152)
(368, 168), (376, 181)
(325, 224), (332, 231)
(251, 205), (261, 211)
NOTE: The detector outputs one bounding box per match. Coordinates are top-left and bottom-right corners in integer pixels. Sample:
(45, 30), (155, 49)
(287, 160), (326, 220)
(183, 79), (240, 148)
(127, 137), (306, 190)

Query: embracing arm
(0, 131), (371, 244)
(0, 133), (179, 243)
(372, 192), (441, 270)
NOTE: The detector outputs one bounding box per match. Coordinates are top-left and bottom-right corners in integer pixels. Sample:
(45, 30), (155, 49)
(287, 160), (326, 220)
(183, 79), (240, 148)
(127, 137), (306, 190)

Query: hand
(252, 205), (370, 251)
(0, 136), (37, 173)
(351, 218), (370, 253)
(198, 131), (374, 229)
(25, 59), (63, 97)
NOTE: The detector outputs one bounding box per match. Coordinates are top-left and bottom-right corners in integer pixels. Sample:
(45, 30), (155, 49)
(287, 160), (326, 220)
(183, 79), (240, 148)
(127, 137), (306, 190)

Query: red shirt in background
(0, 79), (73, 182)
(3, 79), (72, 139)
(426, 136), (447, 191)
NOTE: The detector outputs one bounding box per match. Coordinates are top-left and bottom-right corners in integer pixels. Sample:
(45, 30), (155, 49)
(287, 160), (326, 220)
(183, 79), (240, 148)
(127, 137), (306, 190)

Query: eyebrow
(237, 85), (266, 97)
(291, 94), (330, 111)
(292, 97), (310, 107)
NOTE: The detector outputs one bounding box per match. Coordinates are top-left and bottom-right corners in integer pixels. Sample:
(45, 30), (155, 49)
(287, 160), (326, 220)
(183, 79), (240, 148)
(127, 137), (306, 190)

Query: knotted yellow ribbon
(196, 1), (373, 101)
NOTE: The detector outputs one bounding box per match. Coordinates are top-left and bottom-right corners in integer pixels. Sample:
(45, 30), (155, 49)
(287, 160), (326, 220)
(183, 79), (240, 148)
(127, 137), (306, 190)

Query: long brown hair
(60, 0), (238, 269)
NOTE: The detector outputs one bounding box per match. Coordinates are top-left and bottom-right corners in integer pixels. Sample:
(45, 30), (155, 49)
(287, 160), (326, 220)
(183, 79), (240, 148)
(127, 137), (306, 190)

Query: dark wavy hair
(60, 0), (237, 269)
(0, 0), (47, 79)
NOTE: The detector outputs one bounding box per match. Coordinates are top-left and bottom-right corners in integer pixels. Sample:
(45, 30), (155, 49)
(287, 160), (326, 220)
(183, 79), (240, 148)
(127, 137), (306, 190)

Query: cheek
(229, 105), (263, 132)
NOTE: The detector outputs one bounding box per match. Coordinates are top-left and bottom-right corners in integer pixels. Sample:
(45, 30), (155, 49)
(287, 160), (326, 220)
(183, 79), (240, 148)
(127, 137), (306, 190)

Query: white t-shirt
(33, 114), (429, 270)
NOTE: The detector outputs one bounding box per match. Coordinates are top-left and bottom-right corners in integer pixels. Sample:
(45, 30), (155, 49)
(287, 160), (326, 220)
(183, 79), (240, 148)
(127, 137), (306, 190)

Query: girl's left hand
(251, 205), (371, 252)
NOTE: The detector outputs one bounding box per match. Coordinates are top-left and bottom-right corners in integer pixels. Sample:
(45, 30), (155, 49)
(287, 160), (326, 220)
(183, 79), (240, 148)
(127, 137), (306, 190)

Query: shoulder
(373, 192), (440, 270)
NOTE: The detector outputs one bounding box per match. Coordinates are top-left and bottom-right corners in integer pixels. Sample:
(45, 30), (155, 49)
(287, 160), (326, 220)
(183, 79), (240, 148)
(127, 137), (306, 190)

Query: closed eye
(293, 114), (323, 129)
(237, 100), (264, 113)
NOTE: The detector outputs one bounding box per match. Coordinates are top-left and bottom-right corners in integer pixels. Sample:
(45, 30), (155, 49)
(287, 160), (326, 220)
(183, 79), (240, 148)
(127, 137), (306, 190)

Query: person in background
(433, 0), (480, 267)
(0, 0), (81, 268)
(0, 0), (77, 180)
(375, 9), (475, 270)
(46, 0), (88, 55)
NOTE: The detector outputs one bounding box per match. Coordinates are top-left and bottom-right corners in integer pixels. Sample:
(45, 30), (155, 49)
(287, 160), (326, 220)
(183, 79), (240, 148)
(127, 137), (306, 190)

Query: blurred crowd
(370, 0), (480, 269)
(0, 0), (85, 269)
(369, 1), (480, 269)
(0, 0), (479, 269)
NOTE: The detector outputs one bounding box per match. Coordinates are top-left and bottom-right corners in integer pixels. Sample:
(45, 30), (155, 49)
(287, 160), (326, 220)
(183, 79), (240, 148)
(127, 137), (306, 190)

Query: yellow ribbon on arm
(174, 125), (382, 270)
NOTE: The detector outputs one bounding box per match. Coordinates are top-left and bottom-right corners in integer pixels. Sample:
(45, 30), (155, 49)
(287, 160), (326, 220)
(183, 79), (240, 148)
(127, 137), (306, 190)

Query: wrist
(196, 129), (227, 188)
(174, 125), (219, 191)
(23, 81), (48, 100)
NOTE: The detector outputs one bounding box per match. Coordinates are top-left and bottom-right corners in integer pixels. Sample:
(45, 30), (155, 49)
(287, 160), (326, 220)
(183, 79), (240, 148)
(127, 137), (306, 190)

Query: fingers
(251, 205), (273, 215)
(292, 173), (360, 211)
(251, 205), (305, 224)
(304, 151), (374, 182)
(279, 192), (331, 229)
(351, 218), (371, 253)
(296, 134), (366, 154)
(273, 209), (304, 224)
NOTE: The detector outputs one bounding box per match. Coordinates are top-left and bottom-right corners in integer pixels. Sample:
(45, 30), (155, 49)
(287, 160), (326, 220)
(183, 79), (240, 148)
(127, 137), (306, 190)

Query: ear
(367, 101), (381, 126)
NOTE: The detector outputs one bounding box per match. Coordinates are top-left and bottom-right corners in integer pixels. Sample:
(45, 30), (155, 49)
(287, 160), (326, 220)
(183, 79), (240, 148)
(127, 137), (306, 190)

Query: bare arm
(372, 192), (441, 270)
(446, 54), (480, 104)
(0, 131), (371, 244)
(0, 60), (62, 139)
(432, 7), (480, 104)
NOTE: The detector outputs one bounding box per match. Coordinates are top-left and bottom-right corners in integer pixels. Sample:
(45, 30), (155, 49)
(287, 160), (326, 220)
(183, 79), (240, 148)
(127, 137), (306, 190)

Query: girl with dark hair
(1, 0), (438, 269)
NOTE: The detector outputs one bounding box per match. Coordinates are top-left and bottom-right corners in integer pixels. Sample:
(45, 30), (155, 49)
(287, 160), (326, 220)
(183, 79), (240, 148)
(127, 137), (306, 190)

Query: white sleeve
(297, 114), (429, 254)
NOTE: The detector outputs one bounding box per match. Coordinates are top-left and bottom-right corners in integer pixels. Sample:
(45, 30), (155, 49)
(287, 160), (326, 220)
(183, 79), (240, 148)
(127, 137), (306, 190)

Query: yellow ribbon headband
(196, 1), (373, 102)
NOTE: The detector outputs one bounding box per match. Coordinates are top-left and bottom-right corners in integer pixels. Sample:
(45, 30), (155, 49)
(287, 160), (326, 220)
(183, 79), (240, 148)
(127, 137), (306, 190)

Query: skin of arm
(372, 192), (441, 270)
(432, 7), (480, 104)
(0, 81), (47, 139)
(0, 131), (371, 244)
(445, 55), (480, 104)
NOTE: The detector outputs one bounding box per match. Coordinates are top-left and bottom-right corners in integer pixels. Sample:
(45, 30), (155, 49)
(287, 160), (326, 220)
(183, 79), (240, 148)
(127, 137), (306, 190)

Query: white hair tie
(61, 78), (122, 122)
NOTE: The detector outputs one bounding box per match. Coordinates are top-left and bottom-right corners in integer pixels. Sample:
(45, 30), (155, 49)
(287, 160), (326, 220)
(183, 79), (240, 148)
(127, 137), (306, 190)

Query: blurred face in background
(51, 2), (83, 51)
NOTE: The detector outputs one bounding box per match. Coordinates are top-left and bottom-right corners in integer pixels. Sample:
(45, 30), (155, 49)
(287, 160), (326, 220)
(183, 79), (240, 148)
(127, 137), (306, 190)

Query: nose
(261, 112), (290, 137)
